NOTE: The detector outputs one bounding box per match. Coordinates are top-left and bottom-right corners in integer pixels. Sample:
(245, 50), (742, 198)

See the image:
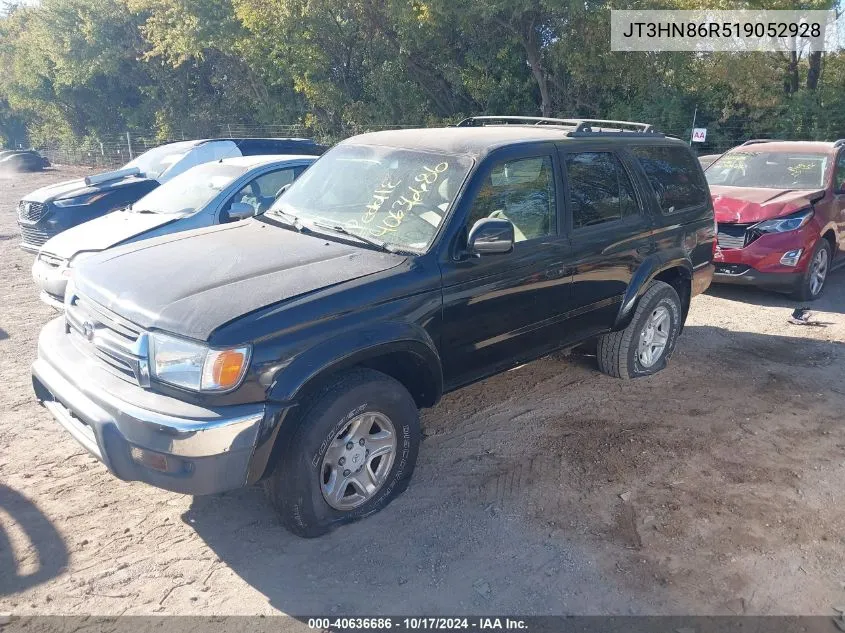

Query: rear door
(558, 144), (655, 339)
(629, 144), (714, 275)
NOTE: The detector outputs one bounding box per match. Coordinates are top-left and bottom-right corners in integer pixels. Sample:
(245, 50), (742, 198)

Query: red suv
(706, 139), (845, 300)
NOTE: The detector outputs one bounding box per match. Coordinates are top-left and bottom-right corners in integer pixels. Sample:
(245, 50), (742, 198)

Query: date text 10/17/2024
(307, 617), (529, 631)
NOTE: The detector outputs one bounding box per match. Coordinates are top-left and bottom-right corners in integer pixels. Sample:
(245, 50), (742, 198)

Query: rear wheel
(597, 280), (682, 379)
(264, 368), (420, 538)
(792, 239), (830, 301)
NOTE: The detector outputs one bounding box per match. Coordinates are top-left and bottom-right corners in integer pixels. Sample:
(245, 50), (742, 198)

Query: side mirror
(223, 201), (256, 222)
(467, 217), (514, 256)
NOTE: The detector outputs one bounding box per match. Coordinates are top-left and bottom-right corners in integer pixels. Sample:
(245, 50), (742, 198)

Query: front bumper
(32, 317), (282, 495)
(712, 263), (799, 290)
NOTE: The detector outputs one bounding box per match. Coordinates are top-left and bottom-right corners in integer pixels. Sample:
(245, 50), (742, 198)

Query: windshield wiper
(267, 208), (306, 232)
(307, 219), (400, 253)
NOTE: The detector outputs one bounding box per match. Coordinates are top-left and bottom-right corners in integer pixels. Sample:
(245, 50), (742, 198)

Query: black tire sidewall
(276, 372), (420, 536)
(627, 287), (682, 378)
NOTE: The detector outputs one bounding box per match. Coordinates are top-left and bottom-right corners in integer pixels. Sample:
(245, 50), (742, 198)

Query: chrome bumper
(32, 317), (270, 495)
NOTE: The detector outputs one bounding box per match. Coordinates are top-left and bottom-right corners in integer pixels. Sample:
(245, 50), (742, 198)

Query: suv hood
(23, 173), (157, 204)
(710, 185), (824, 224)
(39, 211), (178, 260)
(73, 219), (406, 340)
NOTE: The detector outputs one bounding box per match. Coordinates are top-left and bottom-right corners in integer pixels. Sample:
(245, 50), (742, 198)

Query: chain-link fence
(31, 118), (845, 168)
(37, 123), (423, 168)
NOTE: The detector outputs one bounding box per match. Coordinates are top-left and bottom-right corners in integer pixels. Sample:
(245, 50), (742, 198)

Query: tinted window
(631, 145), (708, 214)
(565, 152), (639, 229)
(467, 156), (556, 242)
(231, 167), (298, 214)
(835, 152), (845, 191)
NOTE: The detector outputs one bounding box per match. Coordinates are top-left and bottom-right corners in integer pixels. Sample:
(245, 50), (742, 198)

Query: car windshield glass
(267, 144), (473, 252)
(706, 151), (829, 189)
(132, 162), (248, 215)
(123, 141), (197, 180)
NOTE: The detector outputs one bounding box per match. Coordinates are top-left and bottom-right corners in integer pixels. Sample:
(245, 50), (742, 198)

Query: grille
(715, 263), (751, 275)
(18, 200), (49, 222)
(717, 223), (753, 249)
(19, 224), (53, 248)
(38, 252), (66, 268)
(65, 292), (148, 385)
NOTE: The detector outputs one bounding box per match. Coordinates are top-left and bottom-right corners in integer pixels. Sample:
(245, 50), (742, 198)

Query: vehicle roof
(219, 154), (318, 168)
(339, 126), (682, 157)
(732, 141), (839, 154)
(201, 137), (317, 145)
(157, 138), (318, 150)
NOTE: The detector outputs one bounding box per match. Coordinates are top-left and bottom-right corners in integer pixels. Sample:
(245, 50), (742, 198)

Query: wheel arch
(614, 255), (692, 332)
(268, 324), (444, 410)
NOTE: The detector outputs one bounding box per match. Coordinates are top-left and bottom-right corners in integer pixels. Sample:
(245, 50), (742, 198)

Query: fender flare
(267, 321), (444, 406)
(614, 253), (693, 331)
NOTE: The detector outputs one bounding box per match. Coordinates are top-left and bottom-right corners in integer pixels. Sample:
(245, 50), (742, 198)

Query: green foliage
(0, 0), (843, 150)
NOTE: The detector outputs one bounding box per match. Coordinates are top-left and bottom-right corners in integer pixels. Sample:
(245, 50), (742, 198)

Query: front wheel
(792, 239), (831, 301)
(264, 368), (421, 538)
(597, 280), (683, 379)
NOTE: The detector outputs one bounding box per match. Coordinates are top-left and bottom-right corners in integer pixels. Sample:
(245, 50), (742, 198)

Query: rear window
(630, 146), (709, 214)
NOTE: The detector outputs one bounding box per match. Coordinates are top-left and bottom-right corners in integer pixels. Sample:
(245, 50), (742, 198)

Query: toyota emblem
(82, 321), (95, 341)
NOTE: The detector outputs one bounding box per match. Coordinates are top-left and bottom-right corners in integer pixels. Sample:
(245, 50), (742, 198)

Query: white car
(32, 154), (317, 308)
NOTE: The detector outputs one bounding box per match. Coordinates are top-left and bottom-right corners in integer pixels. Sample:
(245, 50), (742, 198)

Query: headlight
(149, 332), (251, 392)
(753, 208), (814, 233)
(53, 192), (108, 207)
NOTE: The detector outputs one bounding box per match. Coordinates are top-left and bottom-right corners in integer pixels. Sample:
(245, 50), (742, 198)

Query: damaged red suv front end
(706, 140), (845, 300)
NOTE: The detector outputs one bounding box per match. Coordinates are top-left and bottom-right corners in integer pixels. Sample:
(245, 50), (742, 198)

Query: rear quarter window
(630, 145), (709, 214)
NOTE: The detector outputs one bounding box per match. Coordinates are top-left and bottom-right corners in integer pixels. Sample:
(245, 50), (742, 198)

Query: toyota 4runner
(32, 117), (715, 537)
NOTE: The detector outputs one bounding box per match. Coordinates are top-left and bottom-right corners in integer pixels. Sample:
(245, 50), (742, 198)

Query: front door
(439, 146), (572, 389)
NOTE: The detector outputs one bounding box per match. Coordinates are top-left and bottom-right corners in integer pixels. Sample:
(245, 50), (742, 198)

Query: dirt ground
(2, 167), (845, 617)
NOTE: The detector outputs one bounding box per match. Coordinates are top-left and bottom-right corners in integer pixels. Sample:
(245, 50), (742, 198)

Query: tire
(792, 238), (831, 302)
(263, 368), (421, 538)
(596, 280), (683, 379)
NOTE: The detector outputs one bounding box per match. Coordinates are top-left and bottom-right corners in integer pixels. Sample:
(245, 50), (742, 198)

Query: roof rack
(455, 115), (661, 137)
(834, 139), (845, 148)
(740, 139), (779, 146)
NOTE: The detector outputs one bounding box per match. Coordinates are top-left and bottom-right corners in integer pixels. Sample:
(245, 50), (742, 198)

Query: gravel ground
(2, 167), (845, 617)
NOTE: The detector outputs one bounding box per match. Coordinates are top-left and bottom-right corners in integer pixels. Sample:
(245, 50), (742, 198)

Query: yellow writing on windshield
(368, 162), (448, 238)
(362, 179), (401, 224)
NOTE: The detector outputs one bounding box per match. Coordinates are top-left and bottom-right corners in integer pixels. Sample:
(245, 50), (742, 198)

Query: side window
(564, 152), (639, 229)
(230, 168), (296, 214)
(466, 155), (556, 242)
(835, 151), (845, 191)
(630, 145), (709, 214)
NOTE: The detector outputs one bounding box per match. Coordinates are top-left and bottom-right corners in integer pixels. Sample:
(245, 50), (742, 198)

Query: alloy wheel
(809, 245), (829, 297)
(637, 305), (670, 368)
(320, 412), (397, 511)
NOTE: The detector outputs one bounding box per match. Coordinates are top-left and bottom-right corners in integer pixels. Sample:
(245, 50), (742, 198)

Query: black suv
(32, 117), (715, 537)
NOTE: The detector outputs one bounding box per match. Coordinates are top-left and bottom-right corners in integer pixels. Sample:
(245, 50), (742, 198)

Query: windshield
(268, 144), (473, 252)
(123, 141), (197, 180)
(132, 162), (247, 215)
(706, 151), (829, 190)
